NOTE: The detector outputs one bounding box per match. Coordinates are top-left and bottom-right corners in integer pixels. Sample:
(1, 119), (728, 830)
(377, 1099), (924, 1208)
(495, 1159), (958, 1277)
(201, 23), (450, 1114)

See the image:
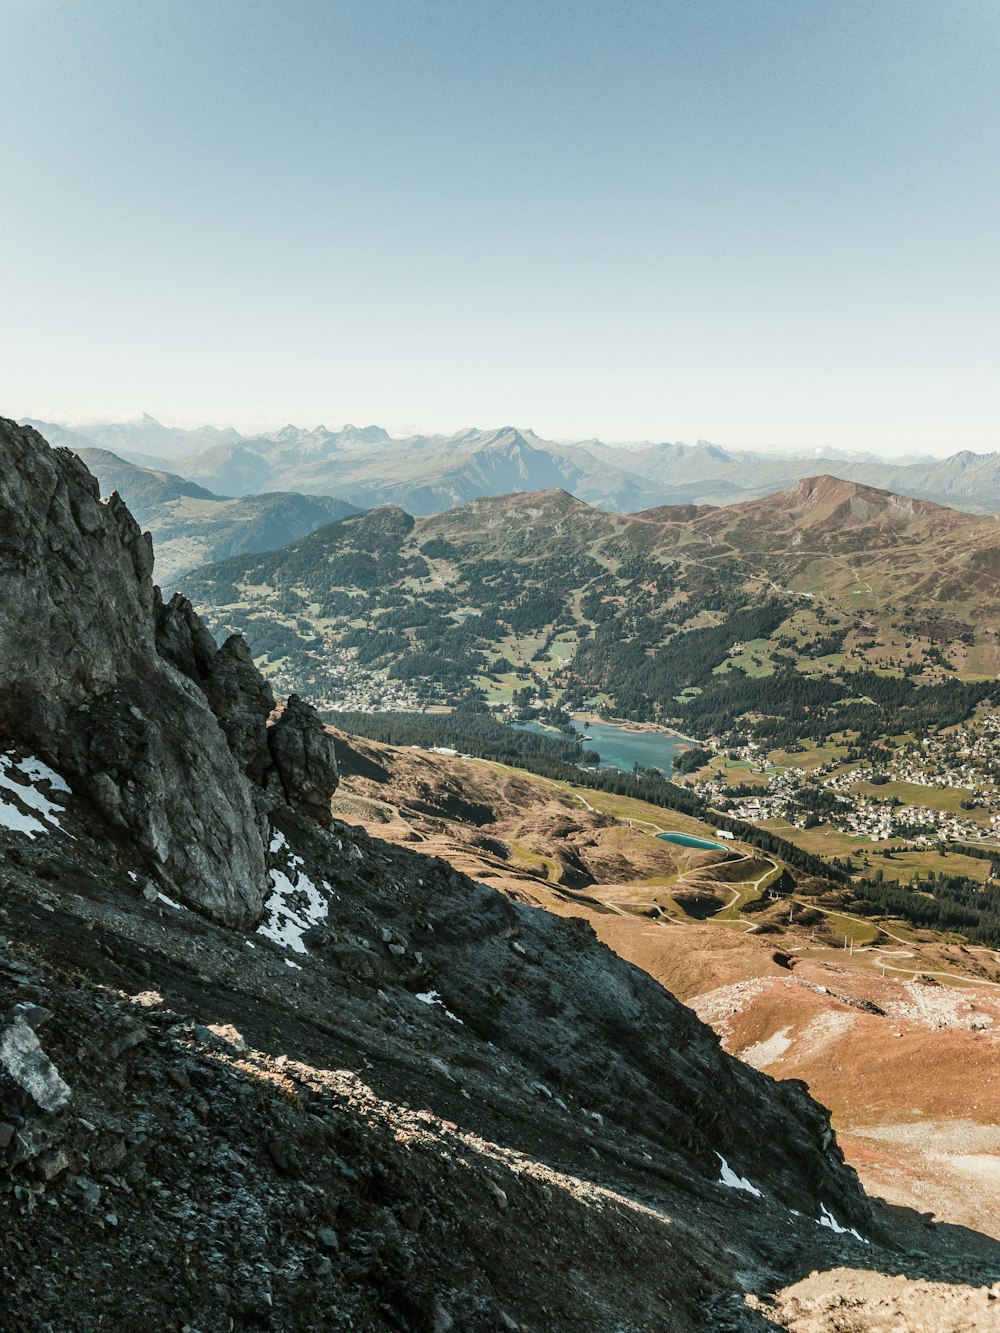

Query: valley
(327, 727), (1000, 1240)
(173, 481), (1000, 950)
(72, 447), (359, 583)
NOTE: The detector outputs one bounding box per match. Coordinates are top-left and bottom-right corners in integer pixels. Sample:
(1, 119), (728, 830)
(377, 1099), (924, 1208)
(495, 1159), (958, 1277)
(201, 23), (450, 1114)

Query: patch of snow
(127, 870), (139, 883)
(0, 800), (47, 839)
(818, 1202), (868, 1243)
(415, 990), (464, 1024)
(284, 958), (302, 971)
(257, 843), (331, 955)
(0, 752), (71, 839)
(245, 941), (256, 949)
(15, 756), (70, 793)
(156, 892), (185, 910)
(716, 1153), (762, 1197)
(269, 829), (288, 854)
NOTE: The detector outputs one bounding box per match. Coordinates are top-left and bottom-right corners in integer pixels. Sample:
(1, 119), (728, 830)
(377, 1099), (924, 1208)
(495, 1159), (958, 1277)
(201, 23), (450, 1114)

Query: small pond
(656, 832), (729, 852)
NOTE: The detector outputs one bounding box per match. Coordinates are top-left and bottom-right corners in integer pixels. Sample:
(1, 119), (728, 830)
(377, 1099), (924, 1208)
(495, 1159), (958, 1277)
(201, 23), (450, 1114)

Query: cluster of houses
(267, 646), (428, 715)
(689, 730), (1000, 848)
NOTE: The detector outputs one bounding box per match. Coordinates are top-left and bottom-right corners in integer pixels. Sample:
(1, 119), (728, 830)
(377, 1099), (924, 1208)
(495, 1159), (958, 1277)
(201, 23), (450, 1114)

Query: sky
(1, 0), (997, 454)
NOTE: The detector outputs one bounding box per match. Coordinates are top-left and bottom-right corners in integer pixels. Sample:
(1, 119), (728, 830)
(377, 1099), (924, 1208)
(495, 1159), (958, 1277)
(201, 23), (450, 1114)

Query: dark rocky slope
(0, 418), (337, 927)
(1, 418), (997, 1330)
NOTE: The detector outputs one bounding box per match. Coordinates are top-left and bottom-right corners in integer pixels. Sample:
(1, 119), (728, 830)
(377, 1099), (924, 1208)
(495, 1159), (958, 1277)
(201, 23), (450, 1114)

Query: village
(258, 637), (1000, 854)
(260, 645), (429, 715)
(689, 712), (1000, 849)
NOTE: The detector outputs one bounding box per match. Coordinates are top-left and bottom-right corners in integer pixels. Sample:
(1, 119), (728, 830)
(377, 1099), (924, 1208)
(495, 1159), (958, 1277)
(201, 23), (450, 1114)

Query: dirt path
(786, 900), (1000, 989)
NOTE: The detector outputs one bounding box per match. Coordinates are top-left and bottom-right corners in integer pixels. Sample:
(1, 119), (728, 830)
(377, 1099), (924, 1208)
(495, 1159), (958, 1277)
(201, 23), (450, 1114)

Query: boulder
(0, 1014), (71, 1113)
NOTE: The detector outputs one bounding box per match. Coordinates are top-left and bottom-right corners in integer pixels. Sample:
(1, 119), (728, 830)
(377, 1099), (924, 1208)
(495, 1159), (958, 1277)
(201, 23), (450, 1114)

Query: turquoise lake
(513, 718), (692, 777)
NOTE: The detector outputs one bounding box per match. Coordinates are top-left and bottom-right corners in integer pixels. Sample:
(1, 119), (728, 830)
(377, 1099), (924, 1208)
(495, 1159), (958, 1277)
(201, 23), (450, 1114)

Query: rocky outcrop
(0, 418), (337, 926)
(266, 695), (339, 826)
(155, 593), (276, 785)
(155, 596), (338, 807)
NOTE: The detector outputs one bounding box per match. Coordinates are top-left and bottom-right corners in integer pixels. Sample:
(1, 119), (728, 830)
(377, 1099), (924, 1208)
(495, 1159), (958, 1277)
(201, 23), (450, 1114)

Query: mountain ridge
(179, 476), (1000, 741)
(25, 414), (1000, 515)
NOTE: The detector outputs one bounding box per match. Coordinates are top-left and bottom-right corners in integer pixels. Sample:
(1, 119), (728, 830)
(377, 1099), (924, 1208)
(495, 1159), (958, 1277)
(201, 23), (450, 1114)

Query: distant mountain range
(24, 413), (1000, 516)
(73, 446), (357, 584)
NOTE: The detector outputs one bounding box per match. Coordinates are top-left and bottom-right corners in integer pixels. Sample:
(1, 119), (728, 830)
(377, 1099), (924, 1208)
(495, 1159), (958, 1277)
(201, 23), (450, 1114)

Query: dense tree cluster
(574, 604), (788, 720)
(326, 707), (588, 767)
(672, 668), (992, 746)
(847, 874), (1000, 947)
(671, 746), (713, 774)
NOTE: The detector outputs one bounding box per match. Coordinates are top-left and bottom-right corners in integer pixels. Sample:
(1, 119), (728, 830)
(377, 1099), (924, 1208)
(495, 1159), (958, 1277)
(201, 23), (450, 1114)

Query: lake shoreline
(571, 712), (699, 745)
(513, 716), (698, 778)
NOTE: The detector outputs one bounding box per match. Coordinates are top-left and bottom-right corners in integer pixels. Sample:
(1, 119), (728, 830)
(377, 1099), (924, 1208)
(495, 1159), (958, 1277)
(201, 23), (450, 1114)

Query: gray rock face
(156, 593), (275, 784)
(266, 695), (339, 826)
(0, 430), (155, 718)
(0, 418), (337, 926)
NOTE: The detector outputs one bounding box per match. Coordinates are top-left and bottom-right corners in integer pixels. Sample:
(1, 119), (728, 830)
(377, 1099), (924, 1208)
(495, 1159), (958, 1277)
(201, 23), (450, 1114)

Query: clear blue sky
(1, 0), (997, 453)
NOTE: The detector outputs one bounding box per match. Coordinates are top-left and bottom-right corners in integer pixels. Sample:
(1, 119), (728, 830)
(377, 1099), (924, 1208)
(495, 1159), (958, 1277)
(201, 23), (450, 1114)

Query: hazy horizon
(19, 409), (990, 463)
(3, 0), (998, 456)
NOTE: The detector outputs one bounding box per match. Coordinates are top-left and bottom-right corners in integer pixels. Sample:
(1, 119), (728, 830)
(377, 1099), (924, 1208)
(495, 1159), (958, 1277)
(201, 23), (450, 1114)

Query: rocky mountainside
(325, 729), (1000, 1243)
(2, 417), (999, 1329)
(689, 474), (975, 543)
(0, 418), (340, 925)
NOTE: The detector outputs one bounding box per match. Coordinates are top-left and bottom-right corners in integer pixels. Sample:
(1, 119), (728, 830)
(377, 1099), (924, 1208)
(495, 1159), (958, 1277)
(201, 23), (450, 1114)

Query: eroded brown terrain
(331, 729), (1000, 1241)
